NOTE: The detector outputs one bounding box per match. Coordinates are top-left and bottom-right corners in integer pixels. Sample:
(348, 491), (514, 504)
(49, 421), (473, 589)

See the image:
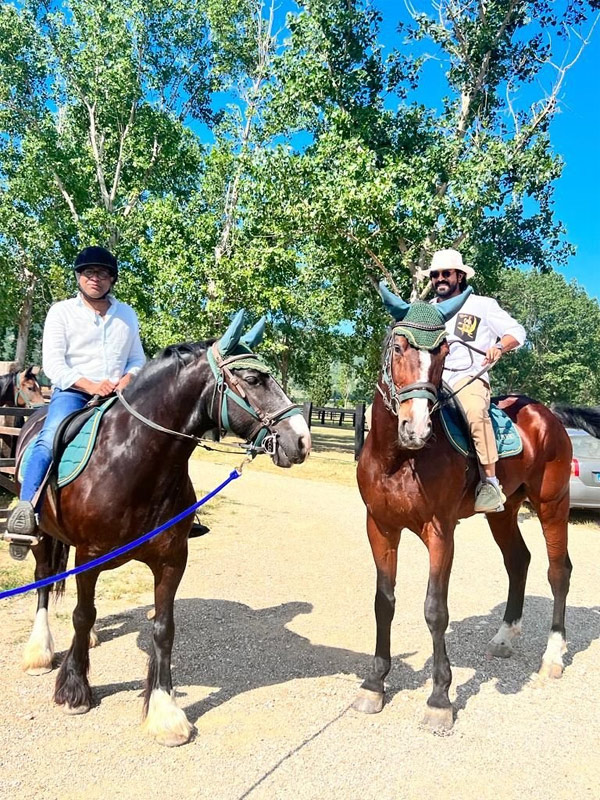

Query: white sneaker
(474, 481), (506, 513)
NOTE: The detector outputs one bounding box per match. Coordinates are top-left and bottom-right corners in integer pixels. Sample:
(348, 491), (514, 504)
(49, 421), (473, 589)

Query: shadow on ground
(80, 595), (600, 724)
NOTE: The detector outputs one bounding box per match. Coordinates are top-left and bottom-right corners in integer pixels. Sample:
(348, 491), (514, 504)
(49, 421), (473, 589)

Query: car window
(569, 431), (600, 458)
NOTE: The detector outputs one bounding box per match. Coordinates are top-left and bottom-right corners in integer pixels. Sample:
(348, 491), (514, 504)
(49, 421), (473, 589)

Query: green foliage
(0, 0), (598, 405)
(494, 269), (600, 404)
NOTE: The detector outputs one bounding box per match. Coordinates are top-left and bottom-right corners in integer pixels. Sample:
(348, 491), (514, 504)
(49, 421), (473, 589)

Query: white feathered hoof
(352, 688), (384, 714)
(142, 689), (194, 747)
(421, 705), (454, 734)
(22, 611), (54, 675)
(61, 703), (91, 715)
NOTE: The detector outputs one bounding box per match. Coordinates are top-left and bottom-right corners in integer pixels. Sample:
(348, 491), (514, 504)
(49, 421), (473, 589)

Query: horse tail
(50, 538), (70, 597)
(551, 405), (600, 438)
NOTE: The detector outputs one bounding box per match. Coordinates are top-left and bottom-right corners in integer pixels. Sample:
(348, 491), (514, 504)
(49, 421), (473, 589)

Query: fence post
(354, 402), (366, 461)
(302, 402), (312, 429)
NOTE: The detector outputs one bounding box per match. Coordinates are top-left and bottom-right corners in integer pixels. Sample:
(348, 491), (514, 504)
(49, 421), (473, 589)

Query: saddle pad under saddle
(19, 397), (116, 488)
(440, 403), (522, 459)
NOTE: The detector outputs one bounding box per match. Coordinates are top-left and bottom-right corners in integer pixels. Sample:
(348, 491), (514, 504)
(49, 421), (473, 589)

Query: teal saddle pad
(440, 402), (522, 459)
(19, 397), (116, 488)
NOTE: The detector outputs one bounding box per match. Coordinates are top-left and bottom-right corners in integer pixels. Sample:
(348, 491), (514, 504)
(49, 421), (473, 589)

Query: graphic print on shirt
(454, 312), (481, 342)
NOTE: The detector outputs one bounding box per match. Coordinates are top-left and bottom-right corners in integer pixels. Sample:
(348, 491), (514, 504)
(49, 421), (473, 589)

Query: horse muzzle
(269, 417), (312, 468)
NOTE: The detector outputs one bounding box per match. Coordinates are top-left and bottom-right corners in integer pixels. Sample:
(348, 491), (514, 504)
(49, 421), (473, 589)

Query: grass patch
(191, 427), (359, 488)
(0, 562), (30, 592)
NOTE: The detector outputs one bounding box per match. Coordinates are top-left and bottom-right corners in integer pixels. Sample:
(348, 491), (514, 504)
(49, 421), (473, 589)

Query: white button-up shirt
(42, 293), (146, 390)
(439, 293), (526, 387)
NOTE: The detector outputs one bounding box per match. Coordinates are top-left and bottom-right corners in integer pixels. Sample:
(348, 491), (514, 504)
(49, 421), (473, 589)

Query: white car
(567, 428), (600, 510)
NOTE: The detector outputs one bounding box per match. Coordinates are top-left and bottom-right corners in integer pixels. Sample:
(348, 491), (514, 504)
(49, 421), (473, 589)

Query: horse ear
(217, 309), (246, 356)
(435, 286), (473, 322)
(240, 317), (266, 349)
(379, 282), (410, 321)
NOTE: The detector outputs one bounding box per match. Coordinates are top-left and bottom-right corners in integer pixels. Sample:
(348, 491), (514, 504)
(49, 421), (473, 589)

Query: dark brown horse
(354, 287), (596, 731)
(14, 312), (311, 746)
(0, 366), (44, 407)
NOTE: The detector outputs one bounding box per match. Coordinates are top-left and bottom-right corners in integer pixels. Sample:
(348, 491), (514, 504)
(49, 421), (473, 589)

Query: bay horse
(0, 366), (44, 407)
(354, 285), (597, 731)
(13, 311), (311, 746)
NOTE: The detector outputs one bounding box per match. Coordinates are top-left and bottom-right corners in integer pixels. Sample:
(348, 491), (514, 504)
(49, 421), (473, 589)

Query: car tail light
(571, 458), (580, 477)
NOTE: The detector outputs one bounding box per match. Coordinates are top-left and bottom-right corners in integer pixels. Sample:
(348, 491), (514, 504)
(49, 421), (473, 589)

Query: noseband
(377, 334), (439, 416)
(207, 344), (302, 452)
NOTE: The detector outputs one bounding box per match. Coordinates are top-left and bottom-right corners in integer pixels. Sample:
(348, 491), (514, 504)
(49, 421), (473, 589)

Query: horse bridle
(377, 333), (439, 416)
(378, 335), (501, 417)
(13, 371), (44, 408)
(206, 343), (303, 454)
(117, 344), (303, 457)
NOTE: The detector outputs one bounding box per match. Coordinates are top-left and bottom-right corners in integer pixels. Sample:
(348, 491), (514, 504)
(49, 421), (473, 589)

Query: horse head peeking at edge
(14, 310), (310, 747)
(377, 283), (472, 448)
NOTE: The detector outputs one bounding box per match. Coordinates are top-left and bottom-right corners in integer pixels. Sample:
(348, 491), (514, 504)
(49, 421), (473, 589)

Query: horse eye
(394, 345), (403, 355)
(243, 374), (260, 386)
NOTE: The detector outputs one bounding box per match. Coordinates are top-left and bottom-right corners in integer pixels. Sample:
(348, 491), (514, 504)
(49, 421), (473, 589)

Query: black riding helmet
(73, 246), (118, 280)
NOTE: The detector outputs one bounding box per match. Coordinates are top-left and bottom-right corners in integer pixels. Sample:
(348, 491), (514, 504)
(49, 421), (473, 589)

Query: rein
(116, 344), (303, 458)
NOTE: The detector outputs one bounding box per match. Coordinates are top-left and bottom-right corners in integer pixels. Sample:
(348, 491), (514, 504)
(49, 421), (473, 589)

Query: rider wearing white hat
(427, 248), (526, 513)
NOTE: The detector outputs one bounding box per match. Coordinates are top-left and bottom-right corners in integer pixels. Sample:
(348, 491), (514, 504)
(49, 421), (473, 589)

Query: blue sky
(374, 1), (600, 298)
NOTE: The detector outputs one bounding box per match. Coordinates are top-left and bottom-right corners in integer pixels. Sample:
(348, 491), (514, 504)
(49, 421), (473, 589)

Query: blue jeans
(21, 388), (90, 505)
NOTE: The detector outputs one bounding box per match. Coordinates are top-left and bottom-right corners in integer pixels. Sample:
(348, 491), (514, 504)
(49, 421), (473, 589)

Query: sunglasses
(430, 270), (457, 279)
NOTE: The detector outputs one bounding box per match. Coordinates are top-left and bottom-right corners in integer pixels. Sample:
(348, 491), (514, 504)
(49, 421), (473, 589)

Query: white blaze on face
(289, 412), (312, 454)
(408, 350), (432, 439)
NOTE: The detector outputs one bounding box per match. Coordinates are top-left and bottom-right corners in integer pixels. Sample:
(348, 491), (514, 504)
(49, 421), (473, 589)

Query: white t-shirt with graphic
(436, 293), (526, 388)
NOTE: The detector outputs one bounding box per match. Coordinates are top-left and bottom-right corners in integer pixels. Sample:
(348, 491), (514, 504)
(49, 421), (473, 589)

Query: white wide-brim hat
(420, 248), (475, 279)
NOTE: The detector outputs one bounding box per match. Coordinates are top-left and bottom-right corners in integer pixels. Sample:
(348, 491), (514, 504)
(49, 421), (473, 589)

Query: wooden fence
(302, 402), (367, 461)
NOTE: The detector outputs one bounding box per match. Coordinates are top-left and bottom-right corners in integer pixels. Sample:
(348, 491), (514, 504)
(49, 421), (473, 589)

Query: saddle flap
(439, 387), (523, 459)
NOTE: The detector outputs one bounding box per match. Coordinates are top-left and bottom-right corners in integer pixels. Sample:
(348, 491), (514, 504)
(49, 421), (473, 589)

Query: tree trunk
(15, 271), (36, 367)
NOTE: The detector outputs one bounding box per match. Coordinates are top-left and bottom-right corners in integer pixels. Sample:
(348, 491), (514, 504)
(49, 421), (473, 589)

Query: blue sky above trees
(375, 1), (600, 298)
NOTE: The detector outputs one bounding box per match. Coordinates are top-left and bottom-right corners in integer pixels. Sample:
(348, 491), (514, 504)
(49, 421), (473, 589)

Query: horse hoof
(25, 665), (53, 676)
(147, 608), (155, 621)
(421, 705), (454, 733)
(352, 688), (384, 714)
(538, 661), (563, 680)
(486, 641), (513, 659)
(61, 703), (91, 716)
(89, 627), (99, 648)
(155, 731), (193, 748)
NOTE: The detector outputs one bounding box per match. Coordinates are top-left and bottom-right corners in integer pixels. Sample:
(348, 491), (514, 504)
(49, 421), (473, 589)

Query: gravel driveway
(1, 454), (599, 800)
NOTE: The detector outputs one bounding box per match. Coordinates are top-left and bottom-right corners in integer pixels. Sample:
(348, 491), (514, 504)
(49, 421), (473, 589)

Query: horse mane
(0, 371), (16, 402)
(127, 339), (215, 397)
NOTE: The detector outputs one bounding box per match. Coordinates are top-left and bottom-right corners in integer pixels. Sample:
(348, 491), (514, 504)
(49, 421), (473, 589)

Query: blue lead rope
(0, 468), (242, 601)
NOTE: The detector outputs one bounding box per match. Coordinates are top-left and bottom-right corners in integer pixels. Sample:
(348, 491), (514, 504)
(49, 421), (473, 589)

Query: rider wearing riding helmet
(6, 246), (145, 556)
(423, 248), (526, 514)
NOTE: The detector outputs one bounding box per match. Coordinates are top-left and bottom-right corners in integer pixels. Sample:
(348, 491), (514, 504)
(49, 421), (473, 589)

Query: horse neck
(368, 392), (403, 465)
(124, 353), (215, 442)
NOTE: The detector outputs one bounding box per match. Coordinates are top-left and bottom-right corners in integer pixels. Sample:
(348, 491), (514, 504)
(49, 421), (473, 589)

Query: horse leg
(422, 523), (454, 732)
(142, 559), (193, 747)
(353, 514), (400, 714)
(54, 569), (99, 714)
(485, 503), (531, 658)
(22, 537), (55, 675)
(530, 493), (572, 679)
